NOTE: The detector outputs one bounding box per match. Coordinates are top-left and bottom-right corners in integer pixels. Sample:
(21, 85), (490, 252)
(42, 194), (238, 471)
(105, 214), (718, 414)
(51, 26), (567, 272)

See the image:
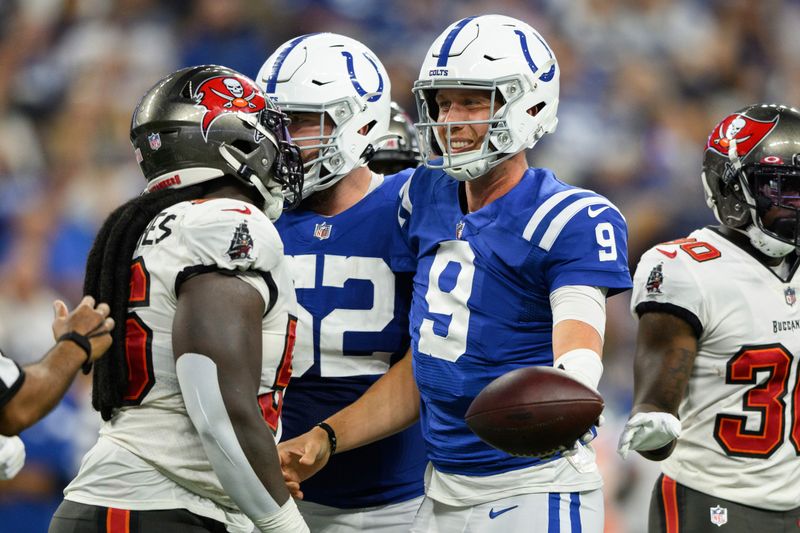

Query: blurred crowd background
(0, 0), (797, 531)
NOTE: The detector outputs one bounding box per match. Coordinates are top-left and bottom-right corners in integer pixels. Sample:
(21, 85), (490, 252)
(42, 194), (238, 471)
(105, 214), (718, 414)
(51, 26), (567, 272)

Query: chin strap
(726, 138), (744, 183)
(745, 224), (797, 258)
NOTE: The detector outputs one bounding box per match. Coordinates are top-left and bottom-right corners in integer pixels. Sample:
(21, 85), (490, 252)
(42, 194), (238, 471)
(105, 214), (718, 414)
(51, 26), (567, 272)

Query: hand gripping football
(465, 366), (604, 457)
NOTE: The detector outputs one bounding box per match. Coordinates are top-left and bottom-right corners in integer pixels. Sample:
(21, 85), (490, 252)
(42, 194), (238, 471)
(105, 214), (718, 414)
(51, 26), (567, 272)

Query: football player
(49, 66), (309, 533)
(0, 296), (112, 479)
(618, 104), (800, 531)
(257, 34), (426, 532)
(278, 15), (631, 533)
(368, 101), (422, 175)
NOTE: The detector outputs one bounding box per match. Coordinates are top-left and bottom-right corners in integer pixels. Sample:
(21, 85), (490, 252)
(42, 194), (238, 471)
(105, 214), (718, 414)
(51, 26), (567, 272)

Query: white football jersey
(65, 198), (297, 530)
(631, 227), (800, 511)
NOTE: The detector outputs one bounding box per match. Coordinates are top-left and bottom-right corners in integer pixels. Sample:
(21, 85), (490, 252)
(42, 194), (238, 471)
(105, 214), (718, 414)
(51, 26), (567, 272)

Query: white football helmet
(257, 33), (392, 197)
(413, 14), (560, 181)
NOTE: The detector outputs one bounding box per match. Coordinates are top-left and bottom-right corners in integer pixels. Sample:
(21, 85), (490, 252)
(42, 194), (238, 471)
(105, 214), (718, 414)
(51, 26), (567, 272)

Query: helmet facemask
(283, 98), (369, 198)
(720, 138), (800, 257)
(745, 163), (800, 256)
(369, 102), (422, 175)
(415, 82), (503, 181)
(220, 107), (304, 219)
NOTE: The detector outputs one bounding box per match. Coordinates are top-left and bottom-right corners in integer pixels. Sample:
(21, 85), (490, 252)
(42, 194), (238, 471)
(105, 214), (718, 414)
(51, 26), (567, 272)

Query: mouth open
(447, 139), (475, 154)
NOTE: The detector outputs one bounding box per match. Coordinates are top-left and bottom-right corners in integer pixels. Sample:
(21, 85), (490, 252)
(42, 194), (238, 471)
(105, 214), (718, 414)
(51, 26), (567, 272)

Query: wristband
(253, 497), (309, 532)
(58, 331), (92, 363)
(556, 348), (603, 390)
(316, 422), (337, 456)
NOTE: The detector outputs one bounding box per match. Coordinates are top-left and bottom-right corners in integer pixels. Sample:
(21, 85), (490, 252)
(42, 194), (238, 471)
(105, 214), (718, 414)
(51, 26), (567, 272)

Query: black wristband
(316, 422), (337, 456)
(58, 331), (92, 363)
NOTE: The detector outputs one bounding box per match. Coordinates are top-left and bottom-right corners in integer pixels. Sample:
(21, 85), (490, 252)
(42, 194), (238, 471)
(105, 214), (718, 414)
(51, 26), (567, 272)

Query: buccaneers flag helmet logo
(707, 113), (778, 158)
(192, 76), (267, 140)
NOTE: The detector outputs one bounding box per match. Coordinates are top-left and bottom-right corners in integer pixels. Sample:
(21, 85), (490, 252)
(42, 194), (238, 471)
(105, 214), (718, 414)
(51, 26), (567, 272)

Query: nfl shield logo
(456, 220), (465, 239)
(786, 287), (796, 306)
(709, 505), (727, 527)
(148, 132), (162, 151)
(313, 222), (332, 240)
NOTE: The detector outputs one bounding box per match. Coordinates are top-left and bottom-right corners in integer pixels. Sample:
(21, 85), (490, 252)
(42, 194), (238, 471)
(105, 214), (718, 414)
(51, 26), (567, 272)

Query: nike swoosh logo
(222, 206), (252, 215)
(587, 205), (610, 218)
(656, 248), (677, 259)
(489, 505), (519, 519)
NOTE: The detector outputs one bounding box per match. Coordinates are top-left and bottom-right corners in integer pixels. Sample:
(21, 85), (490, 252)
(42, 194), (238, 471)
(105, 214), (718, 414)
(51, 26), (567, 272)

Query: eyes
(436, 98), (490, 112)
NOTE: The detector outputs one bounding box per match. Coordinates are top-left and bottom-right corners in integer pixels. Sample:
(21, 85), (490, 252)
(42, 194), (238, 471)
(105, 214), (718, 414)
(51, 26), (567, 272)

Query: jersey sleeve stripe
(398, 173), (413, 228)
(635, 301), (703, 338)
(522, 189), (584, 241)
(537, 197), (620, 251)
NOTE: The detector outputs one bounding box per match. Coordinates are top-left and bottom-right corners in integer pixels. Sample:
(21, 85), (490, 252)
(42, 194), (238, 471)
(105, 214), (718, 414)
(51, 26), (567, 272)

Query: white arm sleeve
(176, 352), (308, 532)
(549, 285), (607, 341)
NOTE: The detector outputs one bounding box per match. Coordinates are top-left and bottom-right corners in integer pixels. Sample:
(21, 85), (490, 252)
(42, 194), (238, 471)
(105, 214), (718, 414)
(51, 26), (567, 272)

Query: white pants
(410, 489), (603, 533)
(297, 496), (423, 533)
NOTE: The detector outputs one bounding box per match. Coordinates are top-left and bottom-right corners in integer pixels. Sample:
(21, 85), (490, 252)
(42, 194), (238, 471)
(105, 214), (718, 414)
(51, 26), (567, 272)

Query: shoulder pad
(178, 199), (284, 274)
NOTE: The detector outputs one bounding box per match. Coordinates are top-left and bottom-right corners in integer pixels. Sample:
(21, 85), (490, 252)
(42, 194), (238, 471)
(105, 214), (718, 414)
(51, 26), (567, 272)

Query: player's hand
(580, 413), (604, 445)
(0, 435), (25, 480)
(617, 411), (681, 459)
(52, 296), (115, 363)
(278, 427), (332, 499)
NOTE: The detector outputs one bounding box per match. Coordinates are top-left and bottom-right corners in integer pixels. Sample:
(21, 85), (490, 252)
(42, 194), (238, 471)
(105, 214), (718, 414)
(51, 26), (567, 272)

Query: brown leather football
(465, 366), (604, 456)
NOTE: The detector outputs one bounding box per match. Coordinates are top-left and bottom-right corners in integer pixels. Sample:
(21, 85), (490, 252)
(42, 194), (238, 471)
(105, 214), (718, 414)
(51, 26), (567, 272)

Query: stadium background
(0, 0), (796, 531)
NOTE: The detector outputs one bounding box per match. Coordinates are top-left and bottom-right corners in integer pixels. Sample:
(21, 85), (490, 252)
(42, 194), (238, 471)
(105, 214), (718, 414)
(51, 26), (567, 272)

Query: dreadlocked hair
(84, 184), (205, 421)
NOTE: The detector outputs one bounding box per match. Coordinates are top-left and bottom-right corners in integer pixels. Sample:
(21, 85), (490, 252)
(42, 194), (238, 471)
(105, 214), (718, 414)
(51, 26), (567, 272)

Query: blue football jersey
(398, 166), (632, 476)
(275, 170), (426, 508)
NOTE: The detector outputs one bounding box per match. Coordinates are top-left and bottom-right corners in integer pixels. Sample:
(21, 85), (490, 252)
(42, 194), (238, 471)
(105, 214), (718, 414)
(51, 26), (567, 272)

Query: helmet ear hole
(231, 139), (259, 155)
(527, 102), (545, 117)
(358, 120), (377, 136)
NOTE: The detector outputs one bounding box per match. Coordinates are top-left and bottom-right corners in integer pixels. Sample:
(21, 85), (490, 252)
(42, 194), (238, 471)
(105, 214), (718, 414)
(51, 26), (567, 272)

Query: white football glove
(0, 435), (25, 479)
(617, 411), (681, 459)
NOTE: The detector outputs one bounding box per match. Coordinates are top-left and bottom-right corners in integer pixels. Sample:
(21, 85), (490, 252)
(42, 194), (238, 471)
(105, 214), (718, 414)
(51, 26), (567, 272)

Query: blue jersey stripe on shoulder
(538, 197), (622, 251)
(522, 189), (585, 241)
(397, 171), (414, 228)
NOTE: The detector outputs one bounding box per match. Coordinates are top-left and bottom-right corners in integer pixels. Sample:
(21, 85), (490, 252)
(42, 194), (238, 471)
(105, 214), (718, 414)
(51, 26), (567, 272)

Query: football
(465, 366), (604, 457)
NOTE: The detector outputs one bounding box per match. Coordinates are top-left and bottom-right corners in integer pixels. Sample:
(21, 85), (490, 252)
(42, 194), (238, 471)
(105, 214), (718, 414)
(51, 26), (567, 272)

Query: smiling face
(433, 88), (495, 154)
